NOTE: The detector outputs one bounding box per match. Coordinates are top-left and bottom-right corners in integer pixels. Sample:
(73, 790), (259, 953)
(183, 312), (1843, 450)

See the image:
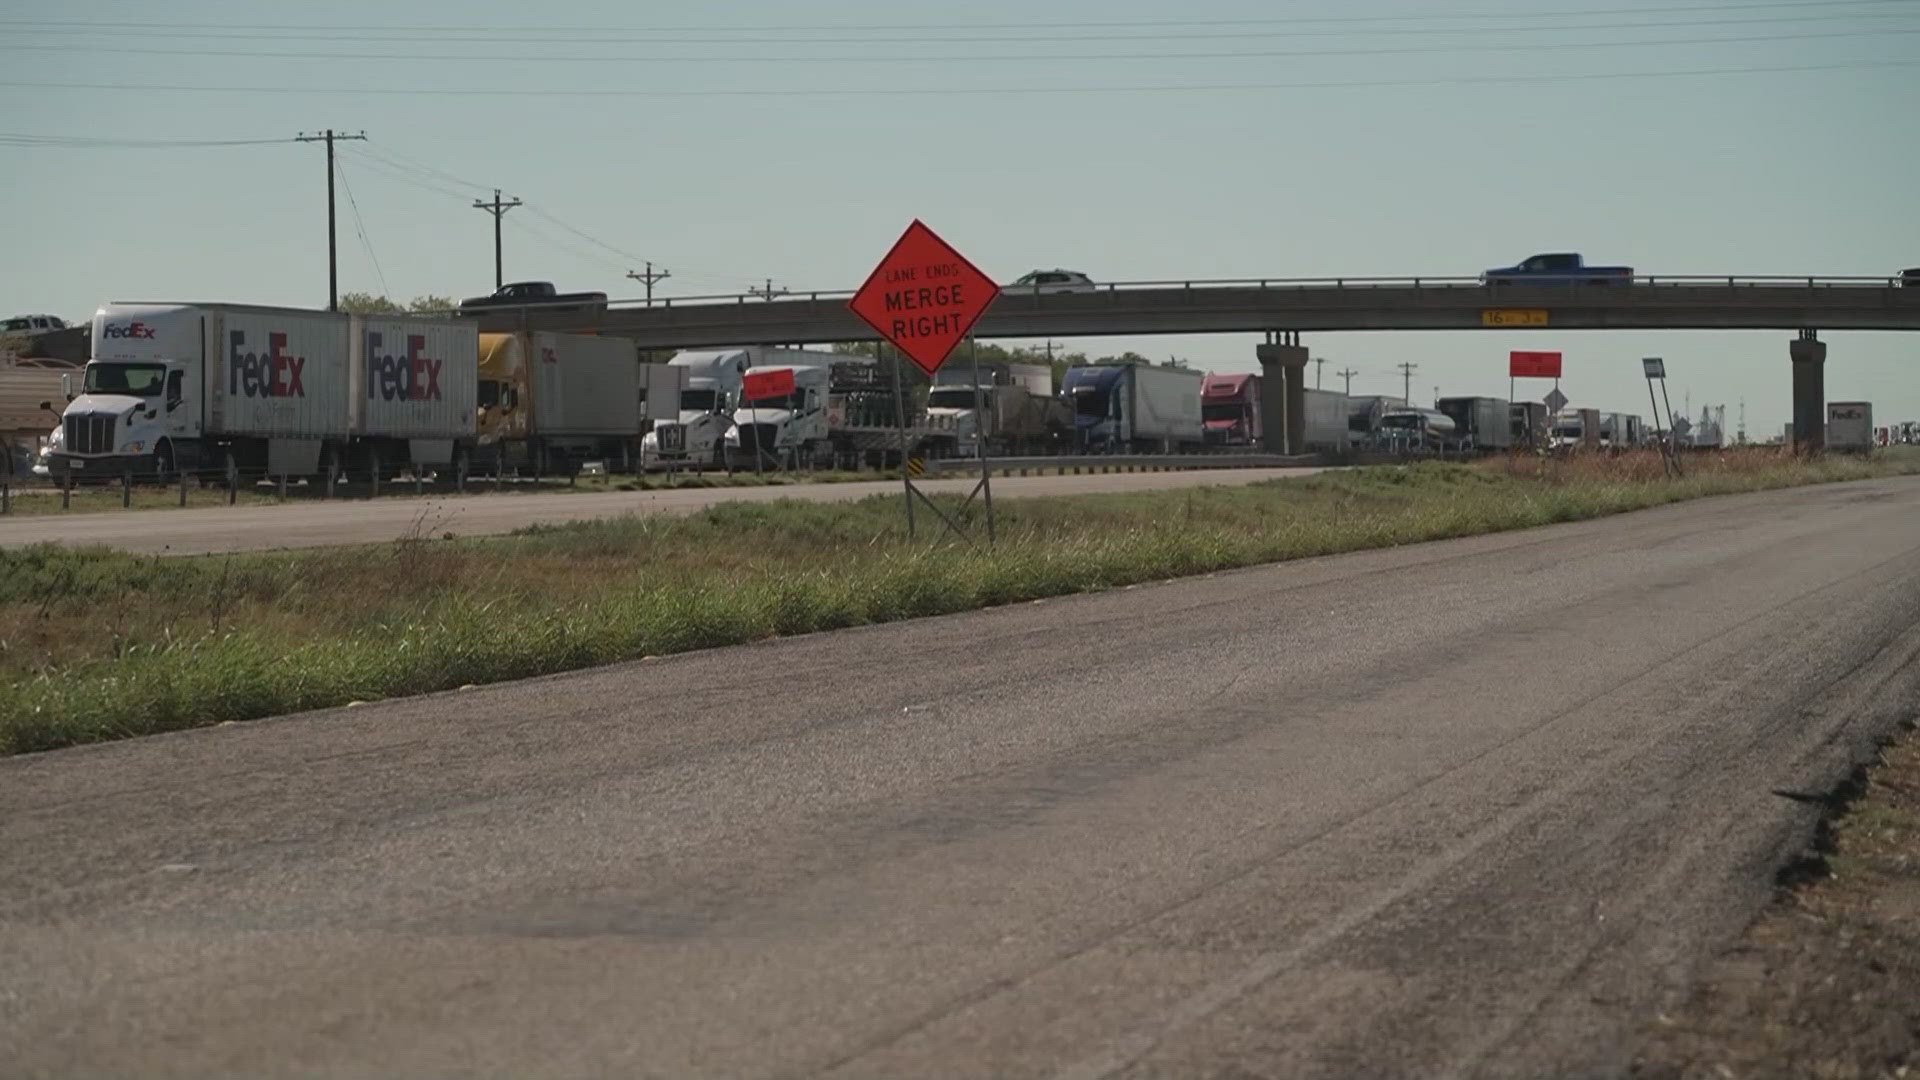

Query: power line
(4, 25), (1912, 63)
(356, 142), (495, 196)
(333, 154), (391, 300)
(6, 10), (1913, 47)
(0, 133), (297, 147)
(4, 59), (1911, 99)
(331, 146), (756, 292)
(0, 0), (1905, 34)
(336, 146), (476, 200)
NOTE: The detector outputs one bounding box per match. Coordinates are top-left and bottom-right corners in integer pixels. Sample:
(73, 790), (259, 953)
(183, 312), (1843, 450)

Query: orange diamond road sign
(848, 219), (998, 377)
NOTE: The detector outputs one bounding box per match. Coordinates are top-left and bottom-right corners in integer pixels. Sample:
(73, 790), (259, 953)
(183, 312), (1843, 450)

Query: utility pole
(471, 189), (522, 291)
(750, 279), (789, 301)
(295, 129), (366, 311)
(1396, 361), (1418, 405)
(1314, 355), (1325, 389)
(1336, 367), (1358, 395)
(626, 262), (671, 304)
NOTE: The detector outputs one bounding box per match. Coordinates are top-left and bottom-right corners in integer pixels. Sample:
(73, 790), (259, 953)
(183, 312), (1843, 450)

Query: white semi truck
(51, 302), (476, 481)
(640, 347), (760, 469)
(726, 355), (952, 468)
(923, 361), (1068, 457)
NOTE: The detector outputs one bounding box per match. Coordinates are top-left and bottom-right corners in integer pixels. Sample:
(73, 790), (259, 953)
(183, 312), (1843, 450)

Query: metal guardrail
(922, 452), (1315, 478)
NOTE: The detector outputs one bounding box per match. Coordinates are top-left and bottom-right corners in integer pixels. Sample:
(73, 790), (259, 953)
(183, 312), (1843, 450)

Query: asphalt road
(3, 477), (1918, 1078)
(0, 466), (1324, 555)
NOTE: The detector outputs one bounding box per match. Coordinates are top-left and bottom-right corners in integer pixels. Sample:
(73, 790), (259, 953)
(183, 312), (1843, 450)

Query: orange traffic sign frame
(848, 220), (999, 377)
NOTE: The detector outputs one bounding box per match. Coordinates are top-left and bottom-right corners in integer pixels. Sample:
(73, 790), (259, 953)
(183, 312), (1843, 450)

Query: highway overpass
(471, 276), (1920, 345)
(474, 274), (1918, 454)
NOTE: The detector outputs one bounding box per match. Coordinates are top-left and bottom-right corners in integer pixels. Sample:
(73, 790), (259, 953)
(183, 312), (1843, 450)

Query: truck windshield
(926, 388), (981, 409)
(1071, 389), (1108, 419)
(1553, 424), (1582, 438)
(1202, 404), (1243, 422)
(680, 388), (719, 412)
(85, 363), (166, 397)
(743, 391), (805, 411)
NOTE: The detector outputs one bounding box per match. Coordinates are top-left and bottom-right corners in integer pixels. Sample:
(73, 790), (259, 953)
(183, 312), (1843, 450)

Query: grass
(1, 447), (1915, 755)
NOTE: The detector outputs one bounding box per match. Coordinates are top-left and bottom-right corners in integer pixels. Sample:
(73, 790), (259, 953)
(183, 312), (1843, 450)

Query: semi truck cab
(54, 307), (206, 476)
(727, 365), (829, 464)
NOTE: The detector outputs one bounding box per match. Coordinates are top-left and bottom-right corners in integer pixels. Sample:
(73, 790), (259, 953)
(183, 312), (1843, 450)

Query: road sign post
(849, 220), (1000, 543)
(1509, 351), (1565, 450)
(1642, 357), (1683, 477)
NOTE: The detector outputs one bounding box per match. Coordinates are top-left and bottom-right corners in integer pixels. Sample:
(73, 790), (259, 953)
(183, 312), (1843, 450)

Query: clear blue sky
(3, 0), (1916, 434)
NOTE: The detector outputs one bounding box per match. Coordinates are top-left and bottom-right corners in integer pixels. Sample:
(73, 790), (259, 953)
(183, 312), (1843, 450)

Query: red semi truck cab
(1201, 373), (1261, 447)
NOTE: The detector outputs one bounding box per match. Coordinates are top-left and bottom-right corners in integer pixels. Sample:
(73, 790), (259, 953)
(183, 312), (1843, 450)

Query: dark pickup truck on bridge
(1481, 253), (1634, 286)
(459, 281), (609, 316)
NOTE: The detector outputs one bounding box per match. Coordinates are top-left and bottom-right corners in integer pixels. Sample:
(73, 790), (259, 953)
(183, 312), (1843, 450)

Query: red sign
(1509, 350), (1563, 378)
(847, 220), (998, 377)
(741, 367), (796, 401)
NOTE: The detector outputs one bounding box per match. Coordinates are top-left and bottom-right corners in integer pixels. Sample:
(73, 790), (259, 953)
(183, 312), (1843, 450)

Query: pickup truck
(459, 280), (609, 315)
(1481, 253), (1634, 287)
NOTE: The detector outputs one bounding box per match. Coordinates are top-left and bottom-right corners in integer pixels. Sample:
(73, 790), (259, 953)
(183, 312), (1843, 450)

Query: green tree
(337, 293), (457, 317)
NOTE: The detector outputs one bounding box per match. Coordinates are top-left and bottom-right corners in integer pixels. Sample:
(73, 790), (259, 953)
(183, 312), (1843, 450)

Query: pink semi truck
(1201, 373), (1261, 447)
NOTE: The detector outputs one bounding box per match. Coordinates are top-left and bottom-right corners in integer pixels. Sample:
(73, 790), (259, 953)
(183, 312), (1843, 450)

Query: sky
(2, 0), (1916, 435)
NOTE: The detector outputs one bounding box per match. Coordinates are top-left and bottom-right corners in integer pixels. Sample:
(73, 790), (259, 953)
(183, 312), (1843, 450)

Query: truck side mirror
(61, 374), (73, 401)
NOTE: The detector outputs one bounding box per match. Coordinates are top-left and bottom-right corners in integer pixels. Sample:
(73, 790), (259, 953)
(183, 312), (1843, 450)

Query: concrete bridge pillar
(1257, 335), (1309, 455)
(1790, 330), (1826, 454)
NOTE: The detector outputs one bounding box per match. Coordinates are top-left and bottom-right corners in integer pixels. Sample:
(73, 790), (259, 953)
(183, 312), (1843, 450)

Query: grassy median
(2, 447), (1915, 755)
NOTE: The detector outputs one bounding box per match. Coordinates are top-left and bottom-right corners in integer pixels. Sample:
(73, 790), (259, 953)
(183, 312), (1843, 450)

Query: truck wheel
(153, 442), (176, 486)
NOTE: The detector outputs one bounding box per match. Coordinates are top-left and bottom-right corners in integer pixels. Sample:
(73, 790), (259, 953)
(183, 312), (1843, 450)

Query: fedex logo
(228, 330), (305, 398)
(367, 331), (443, 402)
(103, 322), (158, 340)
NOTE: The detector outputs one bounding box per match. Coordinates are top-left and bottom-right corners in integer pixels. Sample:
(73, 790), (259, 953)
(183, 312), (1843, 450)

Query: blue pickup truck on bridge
(1481, 253), (1634, 286)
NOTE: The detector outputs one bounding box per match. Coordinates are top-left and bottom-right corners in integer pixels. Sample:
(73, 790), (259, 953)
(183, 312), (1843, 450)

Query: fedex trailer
(52, 303), (476, 480)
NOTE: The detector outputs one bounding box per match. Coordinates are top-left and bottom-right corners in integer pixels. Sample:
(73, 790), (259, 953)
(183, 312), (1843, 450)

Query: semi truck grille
(64, 414), (115, 455)
(736, 423), (777, 452)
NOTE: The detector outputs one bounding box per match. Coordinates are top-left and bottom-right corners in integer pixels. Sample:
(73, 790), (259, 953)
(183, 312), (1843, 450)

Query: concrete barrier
(923, 453), (1318, 479)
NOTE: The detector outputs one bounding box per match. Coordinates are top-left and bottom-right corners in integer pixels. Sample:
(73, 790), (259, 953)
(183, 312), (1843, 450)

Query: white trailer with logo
(51, 302), (477, 480)
(1827, 401), (1873, 452)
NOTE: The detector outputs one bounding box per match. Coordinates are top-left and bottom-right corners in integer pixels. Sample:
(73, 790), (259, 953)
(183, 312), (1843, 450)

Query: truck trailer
(1827, 401), (1874, 452)
(1, 354), (75, 475)
(1061, 364), (1204, 452)
(1300, 388), (1353, 452)
(52, 302), (477, 481)
(1435, 396), (1514, 450)
(477, 331), (657, 473)
(925, 361), (1067, 456)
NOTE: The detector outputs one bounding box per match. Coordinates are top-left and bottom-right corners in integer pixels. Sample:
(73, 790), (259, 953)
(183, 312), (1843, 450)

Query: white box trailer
(1301, 389), (1352, 451)
(1827, 401), (1873, 451)
(357, 317), (478, 440)
(530, 332), (640, 436)
(56, 302), (477, 478)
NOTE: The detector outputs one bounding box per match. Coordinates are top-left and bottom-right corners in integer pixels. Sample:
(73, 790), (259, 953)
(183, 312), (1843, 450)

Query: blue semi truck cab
(1481, 253), (1634, 286)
